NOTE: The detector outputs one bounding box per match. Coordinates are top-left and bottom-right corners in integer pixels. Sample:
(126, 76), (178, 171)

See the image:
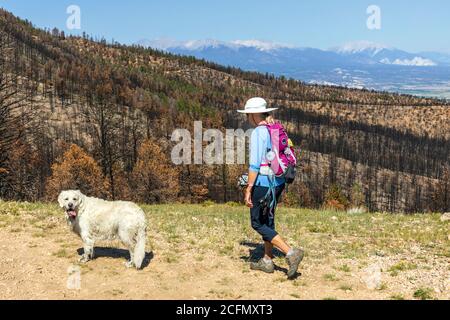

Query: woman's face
(246, 113), (259, 127)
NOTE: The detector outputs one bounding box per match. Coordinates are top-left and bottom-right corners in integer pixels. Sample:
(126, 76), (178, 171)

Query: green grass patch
(388, 260), (418, 276)
(337, 264), (351, 273)
(111, 289), (124, 296)
(164, 253), (179, 264)
(377, 282), (388, 291)
(323, 273), (338, 282)
(338, 284), (353, 291)
(53, 249), (68, 258)
(32, 232), (46, 238)
(413, 287), (434, 300)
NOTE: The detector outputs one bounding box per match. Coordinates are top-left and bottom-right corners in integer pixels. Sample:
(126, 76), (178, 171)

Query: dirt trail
(0, 226), (448, 300)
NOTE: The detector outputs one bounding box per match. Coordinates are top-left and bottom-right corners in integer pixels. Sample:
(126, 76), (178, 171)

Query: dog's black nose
(68, 202), (74, 208)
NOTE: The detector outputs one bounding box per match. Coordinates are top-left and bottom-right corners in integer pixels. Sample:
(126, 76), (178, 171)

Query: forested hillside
(0, 9), (449, 212)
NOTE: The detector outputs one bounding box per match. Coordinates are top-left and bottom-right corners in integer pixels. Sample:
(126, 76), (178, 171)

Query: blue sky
(1, 0), (449, 53)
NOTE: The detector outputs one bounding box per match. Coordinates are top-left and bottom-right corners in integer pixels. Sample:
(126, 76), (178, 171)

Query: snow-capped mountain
(332, 41), (437, 66)
(137, 38), (294, 52)
(136, 38), (450, 98)
(137, 38), (228, 51)
(333, 40), (391, 56)
(231, 39), (296, 51)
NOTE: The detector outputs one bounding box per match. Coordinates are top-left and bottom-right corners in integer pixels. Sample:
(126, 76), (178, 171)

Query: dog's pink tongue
(68, 210), (77, 218)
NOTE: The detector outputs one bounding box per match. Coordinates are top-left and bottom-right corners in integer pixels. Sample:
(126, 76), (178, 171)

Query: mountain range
(137, 39), (450, 99)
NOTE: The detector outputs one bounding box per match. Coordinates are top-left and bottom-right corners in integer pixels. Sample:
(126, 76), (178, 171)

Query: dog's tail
(133, 225), (146, 269)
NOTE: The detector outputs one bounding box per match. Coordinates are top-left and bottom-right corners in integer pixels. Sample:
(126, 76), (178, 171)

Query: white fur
(58, 190), (147, 269)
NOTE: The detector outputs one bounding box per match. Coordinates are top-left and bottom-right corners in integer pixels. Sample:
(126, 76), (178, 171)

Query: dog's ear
(76, 190), (84, 205)
(57, 191), (66, 208)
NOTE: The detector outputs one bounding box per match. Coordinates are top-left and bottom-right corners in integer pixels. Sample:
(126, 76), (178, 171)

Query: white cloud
(380, 57), (437, 66)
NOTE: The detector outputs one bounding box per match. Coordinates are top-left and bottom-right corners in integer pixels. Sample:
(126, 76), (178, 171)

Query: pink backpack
(264, 123), (298, 183)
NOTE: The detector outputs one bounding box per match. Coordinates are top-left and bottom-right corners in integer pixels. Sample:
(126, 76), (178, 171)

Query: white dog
(58, 190), (147, 269)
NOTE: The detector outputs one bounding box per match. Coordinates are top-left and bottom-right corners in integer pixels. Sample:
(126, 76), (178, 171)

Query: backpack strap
(256, 124), (278, 212)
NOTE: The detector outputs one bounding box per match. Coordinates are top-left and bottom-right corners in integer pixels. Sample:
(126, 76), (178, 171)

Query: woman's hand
(245, 186), (253, 208)
(266, 115), (275, 125)
(245, 171), (258, 208)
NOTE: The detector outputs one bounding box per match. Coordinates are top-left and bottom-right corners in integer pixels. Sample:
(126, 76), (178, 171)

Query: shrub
(0, 139), (41, 201)
(111, 163), (133, 201)
(131, 139), (180, 203)
(283, 182), (313, 208)
(284, 191), (301, 207)
(324, 199), (346, 211)
(350, 183), (366, 208)
(45, 144), (109, 200)
(324, 184), (349, 211)
(202, 200), (216, 207)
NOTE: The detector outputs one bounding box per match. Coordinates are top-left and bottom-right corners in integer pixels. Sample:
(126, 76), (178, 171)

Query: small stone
(362, 263), (382, 290)
(375, 250), (385, 257)
(440, 213), (450, 222)
(347, 207), (367, 214)
(331, 216), (338, 221)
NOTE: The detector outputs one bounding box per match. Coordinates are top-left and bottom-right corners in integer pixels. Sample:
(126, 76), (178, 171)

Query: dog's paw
(78, 255), (90, 263)
(124, 260), (135, 268)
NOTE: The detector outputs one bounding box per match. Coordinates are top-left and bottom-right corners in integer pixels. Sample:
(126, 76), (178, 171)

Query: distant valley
(138, 39), (450, 99)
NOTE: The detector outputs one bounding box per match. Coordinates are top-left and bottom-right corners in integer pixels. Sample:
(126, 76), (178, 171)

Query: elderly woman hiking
(238, 97), (304, 279)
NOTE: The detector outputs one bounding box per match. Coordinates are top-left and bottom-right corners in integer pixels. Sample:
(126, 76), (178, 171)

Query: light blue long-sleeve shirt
(249, 126), (285, 187)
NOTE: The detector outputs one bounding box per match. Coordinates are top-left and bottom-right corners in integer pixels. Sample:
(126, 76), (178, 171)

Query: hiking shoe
(250, 258), (275, 274)
(286, 248), (304, 279)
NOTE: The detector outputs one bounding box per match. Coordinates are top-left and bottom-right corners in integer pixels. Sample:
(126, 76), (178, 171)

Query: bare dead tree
(0, 27), (42, 199)
(81, 96), (121, 200)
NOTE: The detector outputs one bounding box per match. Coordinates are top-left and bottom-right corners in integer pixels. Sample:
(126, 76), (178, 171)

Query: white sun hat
(237, 97), (278, 114)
